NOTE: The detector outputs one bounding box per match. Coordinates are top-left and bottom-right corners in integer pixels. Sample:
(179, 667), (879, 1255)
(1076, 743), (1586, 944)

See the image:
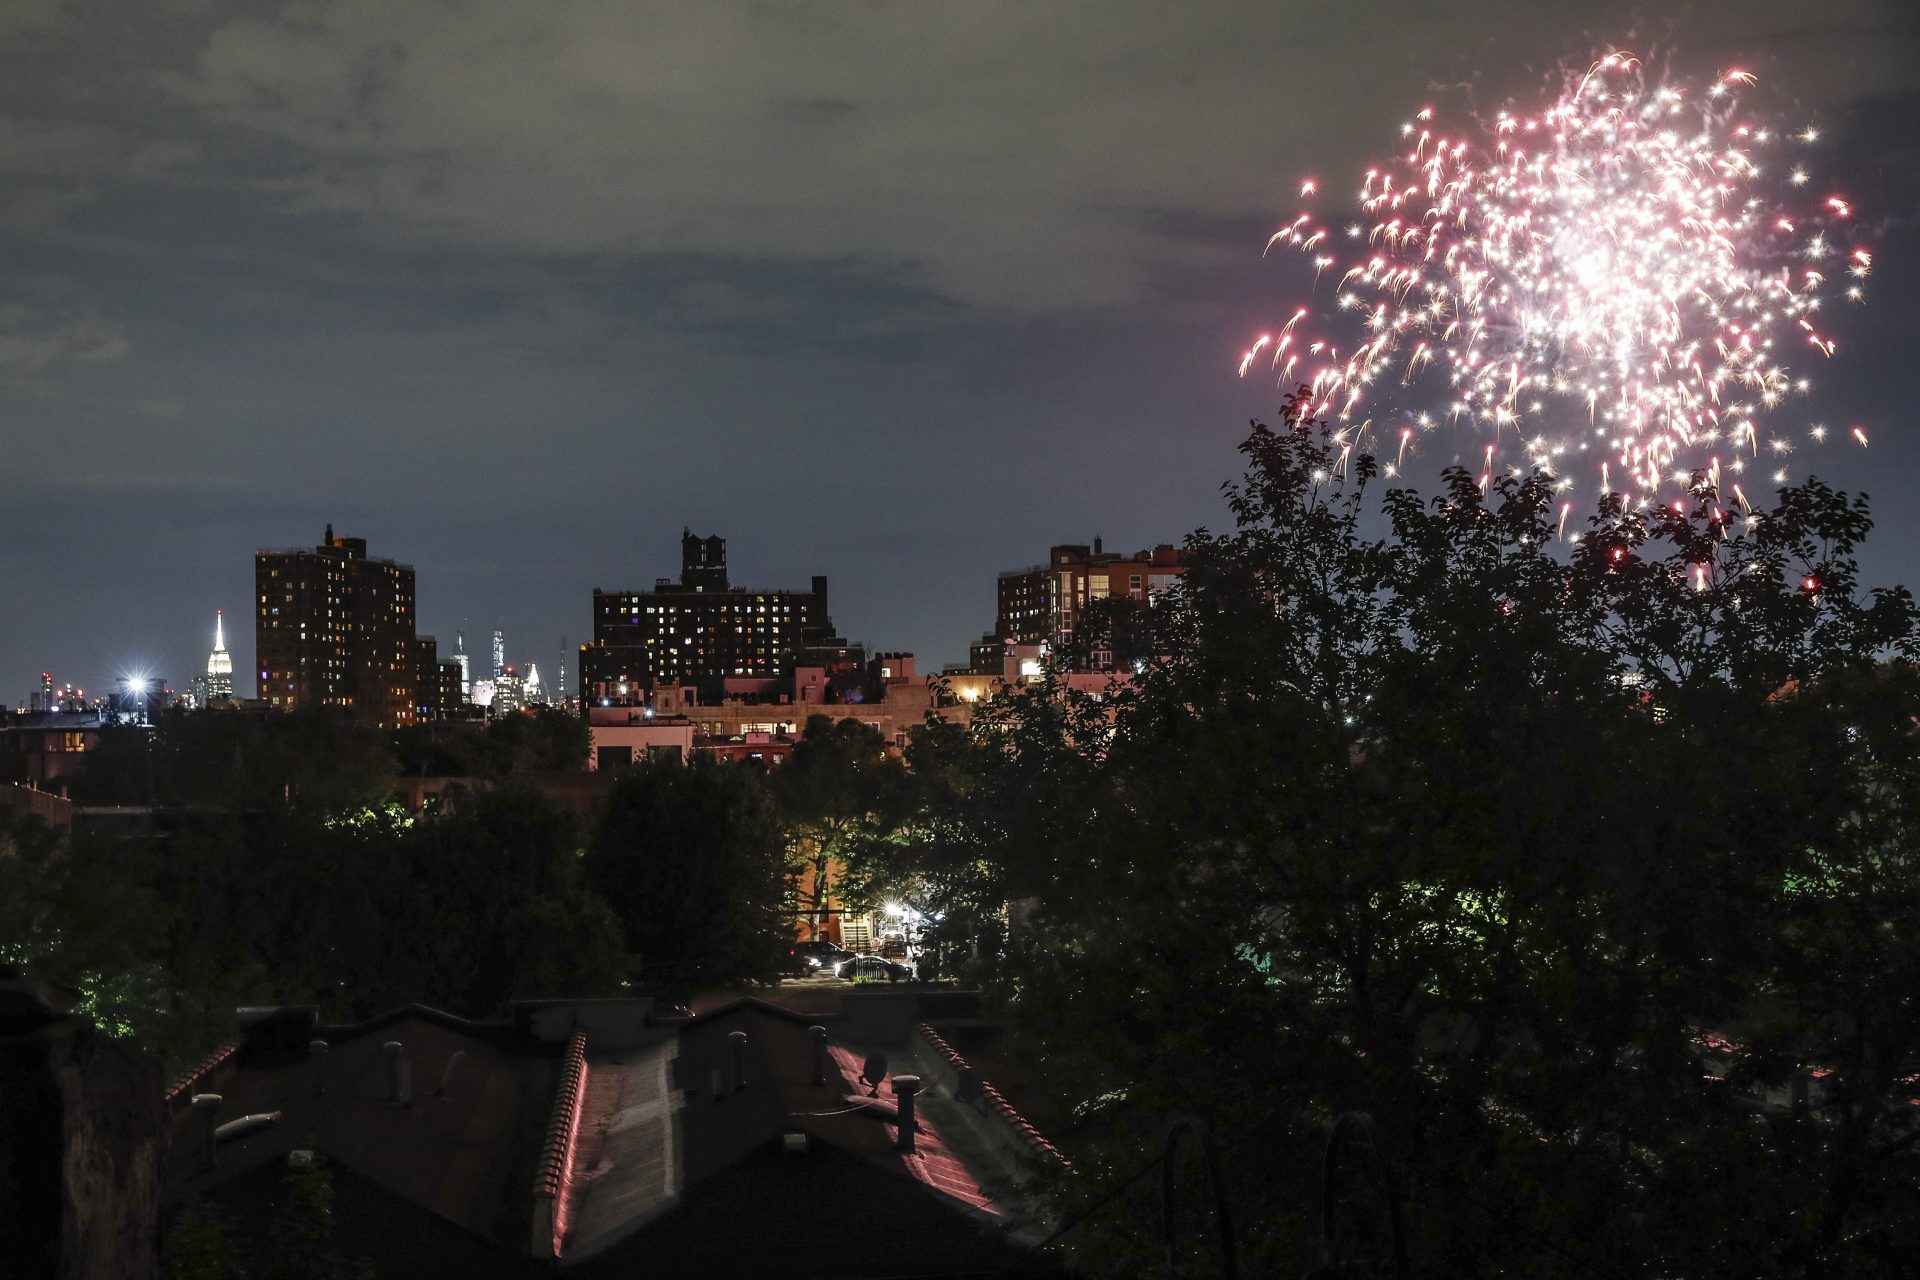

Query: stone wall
(0, 985), (166, 1280)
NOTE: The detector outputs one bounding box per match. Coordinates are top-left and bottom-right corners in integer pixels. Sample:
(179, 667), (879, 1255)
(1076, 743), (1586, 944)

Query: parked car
(833, 956), (913, 983)
(786, 939), (857, 974)
(876, 936), (910, 961)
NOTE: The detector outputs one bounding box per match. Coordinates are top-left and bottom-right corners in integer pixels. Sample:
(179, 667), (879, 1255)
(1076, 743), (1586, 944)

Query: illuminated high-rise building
(492, 666), (525, 716)
(205, 609), (235, 703)
(491, 628), (505, 680)
(255, 524), (417, 727)
(453, 629), (472, 699)
(581, 530), (840, 704)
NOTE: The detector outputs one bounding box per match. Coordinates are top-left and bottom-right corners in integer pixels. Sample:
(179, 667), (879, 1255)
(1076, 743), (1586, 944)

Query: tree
(400, 784), (627, 1009)
(474, 707), (589, 776)
(74, 708), (397, 811)
(899, 393), (1920, 1276)
(261, 1164), (373, 1280)
(776, 715), (906, 939)
(0, 810), (181, 1058)
(584, 754), (789, 990)
(161, 1204), (246, 1280)
(160, 787), (625, 1020)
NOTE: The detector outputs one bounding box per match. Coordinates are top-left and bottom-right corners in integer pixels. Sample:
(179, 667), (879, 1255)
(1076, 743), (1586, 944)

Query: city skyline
(3, 1), (1918, 700)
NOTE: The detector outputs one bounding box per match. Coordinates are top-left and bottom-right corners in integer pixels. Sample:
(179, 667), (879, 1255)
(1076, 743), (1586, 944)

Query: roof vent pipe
(436, 1050), (467, 1099)
(309, 1040), (328, 1098)
(215, 1112), (282, 1144)
(808, 1026), (827, 1087)
(382, 1041), (410, 1107)
(891, 1075), (922, 1153)
(192, 1094), (222, 1170)
(729, 1030), (749, 1091)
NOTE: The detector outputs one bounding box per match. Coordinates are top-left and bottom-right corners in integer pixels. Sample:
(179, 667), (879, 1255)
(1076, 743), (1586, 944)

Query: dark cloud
(2, 0), (1918, 695)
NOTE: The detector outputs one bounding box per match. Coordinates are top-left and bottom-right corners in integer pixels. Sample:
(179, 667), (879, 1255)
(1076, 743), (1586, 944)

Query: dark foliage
(390, 708), (588, 778)
(862, 393), (1920, 1276)
(585, 753), (790, 990)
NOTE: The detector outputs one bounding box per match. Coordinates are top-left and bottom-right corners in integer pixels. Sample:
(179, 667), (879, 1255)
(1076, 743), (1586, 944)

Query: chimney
(192, 1094), (222, 1170)
(808, 1026), (827, 1087)
(382, 1041), (410, 1107)
(308, 1040), (328, 1098)
(729, 1030), (749, 1092)
(891, 1076), (922, 1153)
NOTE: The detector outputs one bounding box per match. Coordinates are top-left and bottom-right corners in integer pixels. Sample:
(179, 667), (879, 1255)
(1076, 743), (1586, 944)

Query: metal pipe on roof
(728, 1030), (749, 1092)
(891, 1075), (922, 1153)
(191, 1094), (221, 1170)
(382, 1041), (411, 1107)
(215, 1112), (282, 1144)
(808, 1025), (827, 1087)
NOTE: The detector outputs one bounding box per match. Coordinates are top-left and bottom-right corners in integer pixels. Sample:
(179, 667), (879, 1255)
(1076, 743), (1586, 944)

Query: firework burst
(1243, 52), (1872, 496)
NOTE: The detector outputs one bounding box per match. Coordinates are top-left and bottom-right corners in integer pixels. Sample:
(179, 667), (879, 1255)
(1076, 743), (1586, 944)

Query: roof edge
(533, 1030), (590, 1261)
(916, 1022), (1070, 1170)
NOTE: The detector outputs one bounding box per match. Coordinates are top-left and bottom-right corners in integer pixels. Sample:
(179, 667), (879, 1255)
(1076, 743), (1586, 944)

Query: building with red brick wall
(989, 538), (1187, 671)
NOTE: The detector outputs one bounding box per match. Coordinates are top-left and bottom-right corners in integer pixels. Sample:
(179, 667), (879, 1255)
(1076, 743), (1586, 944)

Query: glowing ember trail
(1243, 53), (1874, 496)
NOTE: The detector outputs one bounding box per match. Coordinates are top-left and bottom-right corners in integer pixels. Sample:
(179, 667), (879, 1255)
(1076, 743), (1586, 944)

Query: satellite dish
(860, 1052), (889, 1097)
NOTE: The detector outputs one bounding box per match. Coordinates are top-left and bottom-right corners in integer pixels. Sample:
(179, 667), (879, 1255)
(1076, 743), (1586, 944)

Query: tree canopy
(776, 715), (906, 937)
(861, 393), (1920, 1276)
(585, 753), (790, 990)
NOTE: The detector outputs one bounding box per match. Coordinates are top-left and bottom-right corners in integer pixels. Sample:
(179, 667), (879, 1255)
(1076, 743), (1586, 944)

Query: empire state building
(206, 609), (235, 703)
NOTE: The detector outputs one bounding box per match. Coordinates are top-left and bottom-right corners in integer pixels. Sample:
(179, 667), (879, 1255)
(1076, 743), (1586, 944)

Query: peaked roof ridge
(689, 994), (850, 1026)
(312, 1002), (510, 1042)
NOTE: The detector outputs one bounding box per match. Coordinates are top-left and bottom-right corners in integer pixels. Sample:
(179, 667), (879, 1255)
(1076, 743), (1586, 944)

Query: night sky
(4, 1), (1917, 700)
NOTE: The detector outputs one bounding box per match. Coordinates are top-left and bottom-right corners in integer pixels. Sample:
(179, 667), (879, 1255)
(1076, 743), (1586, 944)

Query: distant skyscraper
(581, 529), (840, 704)
(492, 666), (524, 716)
(413, 636), (464, 721)
(205, 609), (235, 703)
(491, 627), (505, 680)
(255, 524), (418, 727)
(453, 629), (472, 698)
(558, 635), (568, 708)
(524, 661), (545, 706)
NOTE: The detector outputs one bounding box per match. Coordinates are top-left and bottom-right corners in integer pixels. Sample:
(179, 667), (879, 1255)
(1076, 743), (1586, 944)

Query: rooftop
(163, 993), (1071, 1277)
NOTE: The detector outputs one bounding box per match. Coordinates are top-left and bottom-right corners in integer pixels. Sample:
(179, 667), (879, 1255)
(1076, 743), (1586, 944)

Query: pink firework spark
(1244, 52), (1874, 495)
